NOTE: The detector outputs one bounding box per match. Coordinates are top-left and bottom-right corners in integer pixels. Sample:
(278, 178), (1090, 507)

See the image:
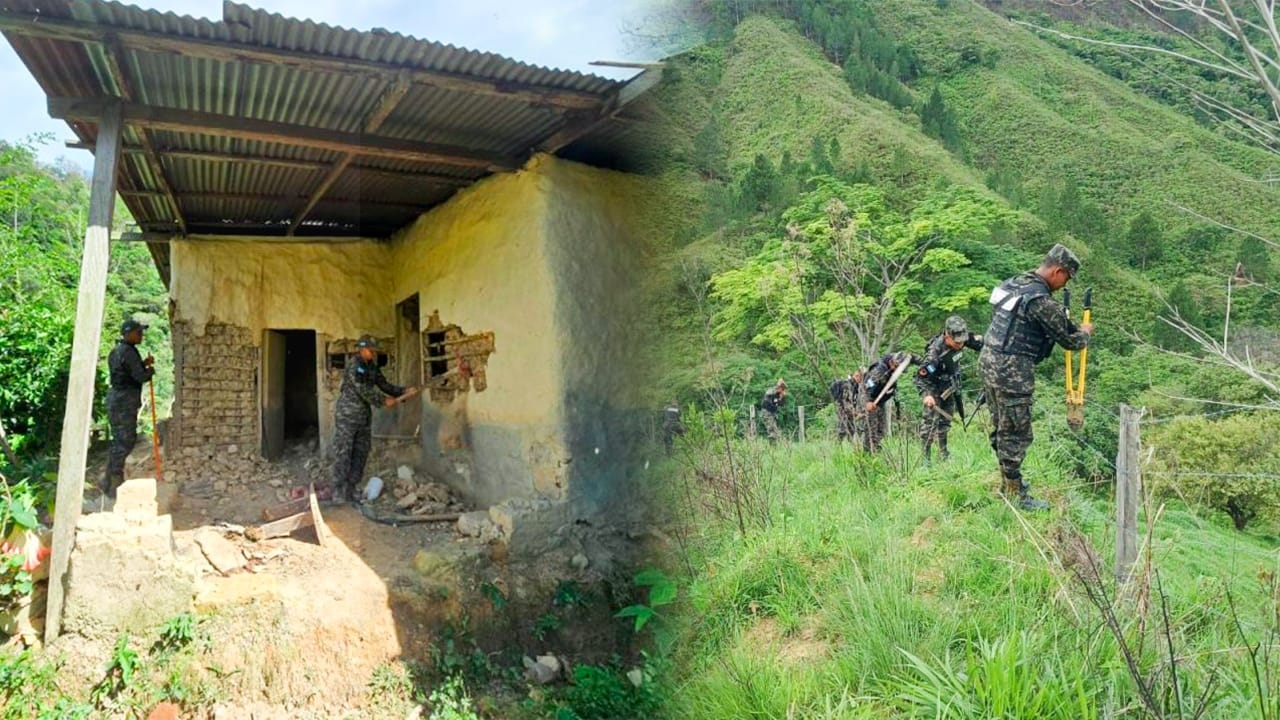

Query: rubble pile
(167, 442), (327, 502)
(370, 465), (467, 517)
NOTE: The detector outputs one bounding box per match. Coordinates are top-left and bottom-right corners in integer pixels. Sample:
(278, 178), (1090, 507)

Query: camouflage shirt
(337, 354), (404, 417)
(978, 279), (1091, 394)
(913, 333), (984, 399)
(864, 353), (921, 406)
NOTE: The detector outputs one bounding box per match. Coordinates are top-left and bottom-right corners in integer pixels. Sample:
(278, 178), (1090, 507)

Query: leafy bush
(1147, 412), (1280, 530)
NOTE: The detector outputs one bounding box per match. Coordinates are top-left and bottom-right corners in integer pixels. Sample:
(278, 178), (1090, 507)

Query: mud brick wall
(171, 321), (258, 450)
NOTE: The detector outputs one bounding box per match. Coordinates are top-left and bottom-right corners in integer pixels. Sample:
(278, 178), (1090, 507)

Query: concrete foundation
(62, 478), (196, 638)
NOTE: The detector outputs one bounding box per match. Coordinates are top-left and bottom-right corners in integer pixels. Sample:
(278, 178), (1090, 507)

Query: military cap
(356, 335), (379, 349)
(1044, 243), (1080, 278)
(944, 315), (970, 343)
(121, 318), (147, 335)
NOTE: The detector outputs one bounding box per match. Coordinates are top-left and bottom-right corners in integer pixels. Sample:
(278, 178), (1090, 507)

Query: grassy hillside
(871, 0), (1280, 252)
(663, 429), (1280, 718)
(638, 2), (1280, 717)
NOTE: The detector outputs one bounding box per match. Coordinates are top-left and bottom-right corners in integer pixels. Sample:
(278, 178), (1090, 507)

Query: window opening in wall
(421, 310), (497, 405)
(327, 352), (346, 370)
(426, 331), (448, 379)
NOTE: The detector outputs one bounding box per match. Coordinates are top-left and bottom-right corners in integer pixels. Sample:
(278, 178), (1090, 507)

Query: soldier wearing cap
(862, 351), (921, 453)
(978, 244), (1093, 510)
(330, 335), (418, 503)
(913, 315), (984, 461)
(102, 318), (154, 497)
(760, 379), (788, 443)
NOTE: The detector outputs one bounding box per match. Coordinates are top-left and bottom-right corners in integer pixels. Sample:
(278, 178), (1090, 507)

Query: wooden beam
(67, 142), (329, 170)
(537, 68), (663, 154)
(49, 97), (514, 171)
(68, 142), (476, 185)
(289, 71), (413, 236)
(0, 12), (605, 110)
(120, 232), (384, 244)
(99, 36), (187, 235)
(46, 101), (123, 644)
(119, 189), (430, 211)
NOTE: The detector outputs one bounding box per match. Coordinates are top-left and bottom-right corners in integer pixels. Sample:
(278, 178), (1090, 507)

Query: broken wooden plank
(261, 496), (310, 522)
(309, 489), (331, 548)
(249, 511), (314, 541)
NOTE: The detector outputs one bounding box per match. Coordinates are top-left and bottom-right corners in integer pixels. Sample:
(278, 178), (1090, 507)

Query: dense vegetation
(0, 136), (171, 471)
(639, 0), (1280, 717)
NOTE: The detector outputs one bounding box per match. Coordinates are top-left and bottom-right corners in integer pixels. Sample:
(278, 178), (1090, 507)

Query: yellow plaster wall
(169, 240), (394, 340)
(390, 156), (563, 429)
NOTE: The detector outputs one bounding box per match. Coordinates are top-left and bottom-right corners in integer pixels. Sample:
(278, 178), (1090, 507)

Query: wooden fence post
(748, 405), (757, 439)
(1116, 404), (1141, 584)
(798, 406), (806, 443)
(46, 102), (123, 644)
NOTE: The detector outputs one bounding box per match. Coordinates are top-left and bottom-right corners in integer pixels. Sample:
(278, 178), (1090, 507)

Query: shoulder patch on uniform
(917, 367), (929, 378)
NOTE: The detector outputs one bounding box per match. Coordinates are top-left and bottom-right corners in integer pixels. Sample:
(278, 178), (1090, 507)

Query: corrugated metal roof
(0, 0), (653, 257)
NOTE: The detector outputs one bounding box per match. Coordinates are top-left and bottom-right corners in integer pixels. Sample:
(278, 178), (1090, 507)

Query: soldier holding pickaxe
(913, 316), (984, 462)
(862, 351), (920, 453)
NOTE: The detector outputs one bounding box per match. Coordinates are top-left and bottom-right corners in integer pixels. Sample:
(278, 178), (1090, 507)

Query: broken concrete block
(456, 511), (492, 538)
(63, 511), (196, 638)
(488, 498), (567, 556)
(396, 493), (419, 510)
(523, 655), (557, 685)
(397, 465), (415, 482)
(536, 654), (562, 675)
(115, 477), (158, 518)
(194, 531), (244, 575)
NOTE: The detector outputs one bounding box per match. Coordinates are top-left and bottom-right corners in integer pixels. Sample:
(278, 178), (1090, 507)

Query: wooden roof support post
(45, 101), (123, 644)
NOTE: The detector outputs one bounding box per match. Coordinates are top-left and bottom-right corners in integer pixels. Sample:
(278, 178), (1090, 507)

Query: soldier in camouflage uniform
(979, 244), (1093, 510)
(830, 375), (857, 443)
(102, 319), (155, 498)
(914, 316), (984, 462)
(662, 400), (684, 455)
(862, 352), (920, 453)
(331, 336), (417, 502)
(760, 379), (787, 443)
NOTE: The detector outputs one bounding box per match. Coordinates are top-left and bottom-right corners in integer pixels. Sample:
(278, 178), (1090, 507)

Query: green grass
(663, 427), (1280, 719)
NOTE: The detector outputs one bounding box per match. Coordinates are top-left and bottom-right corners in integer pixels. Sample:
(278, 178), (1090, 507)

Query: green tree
(1238, 235), (1271, 284)
(1126, 210), (1164, 270)
(709, 177), (1012, 375)
(1153, 280), (1202, 351)
(736, 153), (781, 213)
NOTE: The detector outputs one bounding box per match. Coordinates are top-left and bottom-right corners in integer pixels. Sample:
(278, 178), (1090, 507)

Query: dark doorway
(396, 294), (423, 435)
(283, 330), (318, 439)
(262, 329), (318, 460)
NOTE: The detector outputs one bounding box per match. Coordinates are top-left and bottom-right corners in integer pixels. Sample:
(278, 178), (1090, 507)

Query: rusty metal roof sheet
(0, 0), (653, 245)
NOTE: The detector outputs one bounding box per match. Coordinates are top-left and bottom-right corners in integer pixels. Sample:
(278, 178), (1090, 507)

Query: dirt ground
(63, 441), (486, 718)
(50, 439), (655, 718)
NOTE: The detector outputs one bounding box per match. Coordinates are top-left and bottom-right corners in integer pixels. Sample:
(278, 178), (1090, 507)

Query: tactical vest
(985, 274), (1055, 361)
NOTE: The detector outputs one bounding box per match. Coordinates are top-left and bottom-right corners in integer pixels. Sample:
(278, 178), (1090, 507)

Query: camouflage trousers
(104, 391), (141, 491)
(662, 422), (684, 455)
(919, 395), (958, 455)
(331, 403), (373, 498)
(835, 399), (861, 442)
(984, 385), (1034, 481)
(862, 406), (887, 453)
(761, 409), (781, 442)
